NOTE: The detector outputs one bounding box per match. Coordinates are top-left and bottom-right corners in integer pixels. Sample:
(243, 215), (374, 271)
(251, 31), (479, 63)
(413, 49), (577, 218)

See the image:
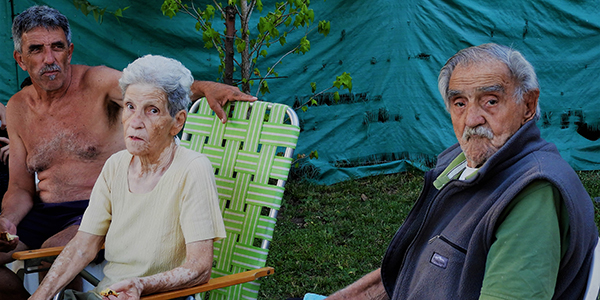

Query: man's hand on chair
(0, 217), (18, 252)
(199, 81), (257, 124)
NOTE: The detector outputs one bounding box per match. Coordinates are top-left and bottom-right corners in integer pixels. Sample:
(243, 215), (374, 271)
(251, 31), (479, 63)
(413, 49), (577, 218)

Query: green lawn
(258, 169), (600, 299)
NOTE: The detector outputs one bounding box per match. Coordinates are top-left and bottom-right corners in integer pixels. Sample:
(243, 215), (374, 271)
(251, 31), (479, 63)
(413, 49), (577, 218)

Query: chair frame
(583, 237), (600, 300)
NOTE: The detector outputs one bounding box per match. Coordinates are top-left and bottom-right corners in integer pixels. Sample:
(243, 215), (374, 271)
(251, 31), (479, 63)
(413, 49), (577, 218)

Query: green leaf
(310, 82), (316, 93)
(93, 10), (100, 22)
(256, 0), (263, 12)
(270, 27), (280, 38)
(260, 81), (271, 95)
(307, 9), (315, 24)
(203, 5), (216, 19)
(301, 105), (308, 112)
(334, 91), (340, 102)
(334, 72), (353, 92)
(235, 39), (247, 53)
(310, 98), (318, 106)
(296, 36), (311, 54)
(260, 49), (268, 57)
(318, 20), (331, 37)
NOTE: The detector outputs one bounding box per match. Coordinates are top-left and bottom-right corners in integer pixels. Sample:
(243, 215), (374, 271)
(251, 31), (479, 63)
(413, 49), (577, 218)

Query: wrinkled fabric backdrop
(2, 0), (599, 184)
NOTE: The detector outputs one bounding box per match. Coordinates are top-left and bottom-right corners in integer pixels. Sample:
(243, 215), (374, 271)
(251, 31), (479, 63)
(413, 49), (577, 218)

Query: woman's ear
(171, 110), (187, 136)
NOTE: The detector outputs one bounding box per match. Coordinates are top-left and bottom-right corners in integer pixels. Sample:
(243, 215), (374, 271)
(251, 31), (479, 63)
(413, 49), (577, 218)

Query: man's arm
(479, 181), (564, 300)
(0, 102), (6, 130)
(86, 65), (124, 107)
(326, 268), (389, 300)
(91, 64), (256, 124)
(191, 81), (257, 123)
(106, 239), (214, 298)
(29, 231), (104, 300)
(0, 102), (36, 252)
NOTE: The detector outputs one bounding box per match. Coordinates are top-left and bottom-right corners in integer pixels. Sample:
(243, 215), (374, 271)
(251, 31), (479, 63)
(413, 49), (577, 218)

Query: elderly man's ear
(522, 89), (540, 124)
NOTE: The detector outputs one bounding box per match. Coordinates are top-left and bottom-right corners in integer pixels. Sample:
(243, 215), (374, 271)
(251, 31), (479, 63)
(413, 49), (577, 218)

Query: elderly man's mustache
(39, 64), (61, 80)
(463, 126), (494, 141)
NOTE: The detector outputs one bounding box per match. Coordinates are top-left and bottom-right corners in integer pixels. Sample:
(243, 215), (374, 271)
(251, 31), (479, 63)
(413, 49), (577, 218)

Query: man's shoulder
(7, 86), (35, 111)
(71, 64), (123, 106)
(71, 65), (121, 80)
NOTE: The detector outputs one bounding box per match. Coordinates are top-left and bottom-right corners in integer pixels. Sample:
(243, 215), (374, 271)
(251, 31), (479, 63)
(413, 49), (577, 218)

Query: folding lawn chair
(12, 98), (300, 300)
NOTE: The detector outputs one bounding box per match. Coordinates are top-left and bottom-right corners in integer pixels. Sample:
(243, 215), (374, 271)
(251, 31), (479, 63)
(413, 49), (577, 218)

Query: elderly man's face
(447, 59), (537, 168)
(13, 27), (73, 92)
(122, 83), (184, 158)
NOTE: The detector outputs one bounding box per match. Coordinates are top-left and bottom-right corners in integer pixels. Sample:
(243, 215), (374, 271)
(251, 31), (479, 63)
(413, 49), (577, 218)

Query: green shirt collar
(433, 152), (479, 190)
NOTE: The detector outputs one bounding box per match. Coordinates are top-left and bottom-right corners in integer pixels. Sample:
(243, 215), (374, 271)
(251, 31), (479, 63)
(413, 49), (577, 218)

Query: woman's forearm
(30, 232), (104, 300)
(138, 263), (211, 295)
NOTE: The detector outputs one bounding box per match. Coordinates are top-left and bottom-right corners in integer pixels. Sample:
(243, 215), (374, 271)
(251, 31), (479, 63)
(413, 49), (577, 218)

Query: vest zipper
(428, 234), (467, 254)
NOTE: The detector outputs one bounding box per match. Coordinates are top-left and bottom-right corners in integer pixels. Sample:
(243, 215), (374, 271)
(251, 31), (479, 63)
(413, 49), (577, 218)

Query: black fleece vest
(380, 121), (598, 299)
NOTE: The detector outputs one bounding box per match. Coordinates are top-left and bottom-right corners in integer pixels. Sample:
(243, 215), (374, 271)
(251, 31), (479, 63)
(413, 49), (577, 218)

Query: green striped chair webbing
(181, 99), (300, 300)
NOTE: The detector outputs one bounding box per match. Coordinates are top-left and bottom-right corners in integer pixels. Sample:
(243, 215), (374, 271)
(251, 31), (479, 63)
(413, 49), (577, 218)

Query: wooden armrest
(12, 244), (106, 261)
(140, 267), (275, 300)
(12, 246), (65, 260)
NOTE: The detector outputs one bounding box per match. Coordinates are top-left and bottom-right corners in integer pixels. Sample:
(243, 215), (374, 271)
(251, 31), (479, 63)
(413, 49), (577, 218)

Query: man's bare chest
(21, 108), (119, 173)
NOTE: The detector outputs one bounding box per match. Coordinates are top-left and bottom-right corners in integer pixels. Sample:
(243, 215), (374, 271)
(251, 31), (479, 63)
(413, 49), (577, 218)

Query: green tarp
(2, 0), (600, 185)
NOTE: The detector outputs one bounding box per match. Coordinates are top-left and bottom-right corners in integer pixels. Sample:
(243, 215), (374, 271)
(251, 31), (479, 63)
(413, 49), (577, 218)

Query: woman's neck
(128, 141), (178, 194)
(136, 142), (178, 175)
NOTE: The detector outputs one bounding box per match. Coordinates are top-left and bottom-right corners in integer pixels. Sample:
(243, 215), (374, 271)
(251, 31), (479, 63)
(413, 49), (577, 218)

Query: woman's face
(122, 83), (182, 157)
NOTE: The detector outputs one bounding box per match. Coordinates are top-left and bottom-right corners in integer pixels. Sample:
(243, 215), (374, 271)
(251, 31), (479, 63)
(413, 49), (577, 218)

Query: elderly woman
(30, 55), (226, 300)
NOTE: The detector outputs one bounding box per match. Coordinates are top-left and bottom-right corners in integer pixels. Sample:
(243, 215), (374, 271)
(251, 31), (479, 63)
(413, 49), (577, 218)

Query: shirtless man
(0, 5), (255, 298)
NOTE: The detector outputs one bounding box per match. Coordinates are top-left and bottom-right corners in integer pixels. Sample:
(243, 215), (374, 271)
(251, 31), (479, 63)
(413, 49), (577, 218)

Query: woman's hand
(102, 278), (143, 300)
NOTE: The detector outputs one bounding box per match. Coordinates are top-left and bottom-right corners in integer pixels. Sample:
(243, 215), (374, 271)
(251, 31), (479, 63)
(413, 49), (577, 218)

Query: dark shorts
(17, 199), (89, 249)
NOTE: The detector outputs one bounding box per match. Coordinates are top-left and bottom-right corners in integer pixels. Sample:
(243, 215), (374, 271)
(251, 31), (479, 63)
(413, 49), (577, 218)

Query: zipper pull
(428, 235), (440, 244)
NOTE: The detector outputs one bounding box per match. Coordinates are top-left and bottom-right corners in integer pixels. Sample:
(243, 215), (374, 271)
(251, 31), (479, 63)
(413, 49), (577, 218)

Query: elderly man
(0, 5), (254, 298)
(324, 43), (598, 299)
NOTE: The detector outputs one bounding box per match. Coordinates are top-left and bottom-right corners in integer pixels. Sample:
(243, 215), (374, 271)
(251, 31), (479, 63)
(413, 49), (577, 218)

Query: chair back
(583, 237), (600, 300)
(181, 99), (300, 300)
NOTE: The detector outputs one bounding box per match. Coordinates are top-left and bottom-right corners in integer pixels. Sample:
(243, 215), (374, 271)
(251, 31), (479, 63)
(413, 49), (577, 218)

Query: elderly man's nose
(42, 48), (56, 65)
(465, 105), (485, 127)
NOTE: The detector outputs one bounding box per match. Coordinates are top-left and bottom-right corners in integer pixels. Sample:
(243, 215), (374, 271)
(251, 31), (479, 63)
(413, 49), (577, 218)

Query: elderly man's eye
(453, 100), (465, 108)
(487, 99), (498, 105)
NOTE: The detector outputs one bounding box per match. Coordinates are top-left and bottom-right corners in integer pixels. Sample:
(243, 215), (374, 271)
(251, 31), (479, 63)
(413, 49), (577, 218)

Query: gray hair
(438, 43), (540, 120)
(12, 5), (71, 53)
(119, 55), (193, 117)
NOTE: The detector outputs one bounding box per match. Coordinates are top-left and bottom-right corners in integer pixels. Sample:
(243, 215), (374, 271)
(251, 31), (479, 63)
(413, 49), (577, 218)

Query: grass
(258, 169), (600, 299)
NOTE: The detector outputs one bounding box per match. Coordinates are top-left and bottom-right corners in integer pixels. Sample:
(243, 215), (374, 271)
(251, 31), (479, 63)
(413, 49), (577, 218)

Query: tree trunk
(240, 1), (252, 93)
(224, 5), (236, 86)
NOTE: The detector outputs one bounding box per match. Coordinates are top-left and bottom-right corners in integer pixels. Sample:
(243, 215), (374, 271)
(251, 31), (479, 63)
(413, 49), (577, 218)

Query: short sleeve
(479, 180), (566, 300)
(79, 154), (117, 236)
(178, 154), (226, 243)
